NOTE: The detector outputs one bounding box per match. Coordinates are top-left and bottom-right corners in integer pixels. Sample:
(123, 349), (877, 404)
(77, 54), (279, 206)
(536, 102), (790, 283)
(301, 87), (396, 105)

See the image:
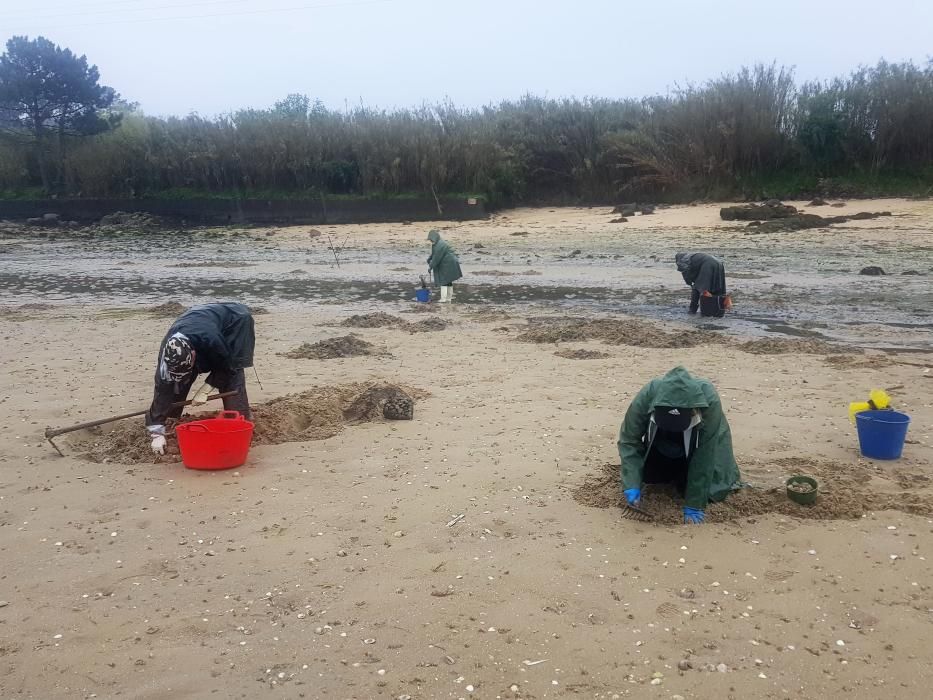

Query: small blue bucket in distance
(415, 288), (430, 303)
(855, 410), (910, 460)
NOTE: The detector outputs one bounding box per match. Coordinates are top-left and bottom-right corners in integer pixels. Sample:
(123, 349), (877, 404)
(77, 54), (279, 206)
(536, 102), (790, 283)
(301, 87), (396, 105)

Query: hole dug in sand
(573, 459), (933, 524)
(68, 382), (425, 465)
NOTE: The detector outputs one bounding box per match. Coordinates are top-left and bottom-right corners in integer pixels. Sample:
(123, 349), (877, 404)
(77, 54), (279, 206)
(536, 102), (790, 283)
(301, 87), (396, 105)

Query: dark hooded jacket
(427, 230), (463, 286)
(159, 302), (255, 374)
(146, 302), (255, 428)
(617, 366), (741, 509)
(675, 252), (727, 296)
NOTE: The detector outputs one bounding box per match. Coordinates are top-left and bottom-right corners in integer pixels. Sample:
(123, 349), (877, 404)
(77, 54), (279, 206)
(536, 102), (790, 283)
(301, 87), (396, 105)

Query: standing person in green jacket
(617, 366), (741, 524)
(427, 230), (463, 303)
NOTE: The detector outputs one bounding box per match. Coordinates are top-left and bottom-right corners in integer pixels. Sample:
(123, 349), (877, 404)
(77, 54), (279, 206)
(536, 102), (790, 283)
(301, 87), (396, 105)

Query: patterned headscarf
(159, 333), (195, 383)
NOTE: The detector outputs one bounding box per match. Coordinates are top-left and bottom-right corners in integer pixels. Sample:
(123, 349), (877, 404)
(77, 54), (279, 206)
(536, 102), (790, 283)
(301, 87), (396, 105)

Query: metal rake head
(620, 503), (655, 522)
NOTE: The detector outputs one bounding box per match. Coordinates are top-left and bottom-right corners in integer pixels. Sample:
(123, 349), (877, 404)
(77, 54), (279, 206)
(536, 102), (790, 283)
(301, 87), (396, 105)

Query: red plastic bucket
(175, 410), (254, 470)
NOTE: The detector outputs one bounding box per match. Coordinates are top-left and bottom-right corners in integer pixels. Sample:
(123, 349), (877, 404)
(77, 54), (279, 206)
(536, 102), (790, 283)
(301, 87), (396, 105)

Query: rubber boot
(447, 285), (454, 303)
(440, 285), (452, 303)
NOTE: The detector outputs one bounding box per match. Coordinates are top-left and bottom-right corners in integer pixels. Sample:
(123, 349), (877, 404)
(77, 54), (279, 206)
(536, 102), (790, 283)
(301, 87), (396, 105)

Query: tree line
(1, 35), (931, 205)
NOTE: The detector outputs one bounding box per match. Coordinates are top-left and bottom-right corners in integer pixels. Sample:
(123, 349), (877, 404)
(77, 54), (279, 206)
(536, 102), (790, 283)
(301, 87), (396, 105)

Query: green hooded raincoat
(427, 230), (463, 286)
(617, 366), (741, 509)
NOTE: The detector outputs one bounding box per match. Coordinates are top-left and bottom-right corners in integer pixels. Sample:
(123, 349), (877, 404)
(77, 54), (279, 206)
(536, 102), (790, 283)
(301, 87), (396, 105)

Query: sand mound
(400, 305), (438, 314)
(0, 303), (55, 317)
(148, 301), (187, 318)
(554, 349), (611, 360)
(473, 269), (542, 277)
(408, 317), (448, 333)
(572, 460), (933, 524)
(339, 312), (406, 328)
(280, 335), (383, 359)
(466, 309), (512, 323)
(68, 382), (425, 465)
(517, 318), (719, 349)
(738, 337), (843, 355)
(824, 353), (893, 369)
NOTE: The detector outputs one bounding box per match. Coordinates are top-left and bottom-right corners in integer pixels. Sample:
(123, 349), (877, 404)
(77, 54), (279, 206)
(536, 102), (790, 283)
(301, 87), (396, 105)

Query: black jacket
(676, 253), (727, 296)
(146, 303), (255, 430)
(158, 302), (255, 374)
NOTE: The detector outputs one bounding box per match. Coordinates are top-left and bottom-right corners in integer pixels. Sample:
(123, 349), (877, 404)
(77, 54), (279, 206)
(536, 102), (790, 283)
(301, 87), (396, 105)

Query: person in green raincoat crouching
(617, 366), (741, 524)
(427, 230), (463, 303)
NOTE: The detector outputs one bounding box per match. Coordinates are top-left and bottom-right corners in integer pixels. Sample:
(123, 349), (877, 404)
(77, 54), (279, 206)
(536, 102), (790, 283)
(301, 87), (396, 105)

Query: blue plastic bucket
(415, 288), (430, 303)
(855, 410), (910, 460)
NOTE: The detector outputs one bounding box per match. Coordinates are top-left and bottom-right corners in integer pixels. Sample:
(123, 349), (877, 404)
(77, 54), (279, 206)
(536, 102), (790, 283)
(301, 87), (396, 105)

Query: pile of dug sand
(69, 382), (425, 465)
(148, 301), (187, 318)
(339, 312), (407, 329)
(824, 353), (893, 369)
(554, 348), (611, 360)
(407, 317), (448, 333)
(572, 459), (933, 524)
(336, 312), (447, 333)
(472, 269), (542, 277)
(516, 317), (720, 349)
(280, 335), (384, 359)
(0, 303), (55, 318)
(738, 337), (844, 355)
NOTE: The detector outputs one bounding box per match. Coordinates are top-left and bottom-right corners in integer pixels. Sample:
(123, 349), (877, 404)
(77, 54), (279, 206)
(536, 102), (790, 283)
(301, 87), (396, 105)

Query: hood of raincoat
(427, 230), (440, 244)
(675, 252), (693, 273)
(649, 366), (711, 410)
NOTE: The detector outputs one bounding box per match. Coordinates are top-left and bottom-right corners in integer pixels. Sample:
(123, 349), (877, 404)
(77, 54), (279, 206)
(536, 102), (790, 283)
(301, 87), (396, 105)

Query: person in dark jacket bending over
(617, 366), (741, 524)
(146, 302), (256, 455)
(675, 252), (727, 317)
(427, 230), (463, 303)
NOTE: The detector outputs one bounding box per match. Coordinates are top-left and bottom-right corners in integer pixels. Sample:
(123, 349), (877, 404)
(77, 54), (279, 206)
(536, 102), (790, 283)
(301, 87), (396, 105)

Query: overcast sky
(2, 0), (932, 117)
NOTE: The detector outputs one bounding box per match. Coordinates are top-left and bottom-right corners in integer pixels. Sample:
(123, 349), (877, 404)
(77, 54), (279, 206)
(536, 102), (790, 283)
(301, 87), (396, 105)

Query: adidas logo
(667, 409), (681, 415)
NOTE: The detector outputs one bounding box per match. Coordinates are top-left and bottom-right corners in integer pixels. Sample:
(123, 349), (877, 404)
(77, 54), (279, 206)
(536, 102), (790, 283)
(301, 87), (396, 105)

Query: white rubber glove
(191, 383), (215, 406)
(150, 435), (167, 455)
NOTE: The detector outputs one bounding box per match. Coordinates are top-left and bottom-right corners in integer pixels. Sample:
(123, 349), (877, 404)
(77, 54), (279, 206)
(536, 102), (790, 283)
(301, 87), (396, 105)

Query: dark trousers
(690, 288), (726, 318)
(643, 447), (689, 496)
(208, 368), (251, 420)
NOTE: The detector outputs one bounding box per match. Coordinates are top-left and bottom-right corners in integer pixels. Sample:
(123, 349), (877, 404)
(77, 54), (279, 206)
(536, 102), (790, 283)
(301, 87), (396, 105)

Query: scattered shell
(523, 659), (547, 666)
(677, 659), (692, 671)
(337, 550), (348, 557)
(364, 638), (376, 644)
(466, 685), (474, 692)
(377, 669), (386, 676)
(716, 663), (728, 673)
(836, 640), (845, 647)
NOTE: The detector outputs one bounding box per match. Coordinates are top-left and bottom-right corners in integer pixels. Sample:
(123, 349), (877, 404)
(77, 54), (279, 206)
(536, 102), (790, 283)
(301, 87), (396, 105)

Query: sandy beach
(1, 201), (931, 699)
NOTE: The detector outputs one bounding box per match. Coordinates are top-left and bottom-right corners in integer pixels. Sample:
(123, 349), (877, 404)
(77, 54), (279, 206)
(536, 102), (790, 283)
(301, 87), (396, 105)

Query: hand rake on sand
(44, 390), (238, 456)
(620, 503), (655, 522)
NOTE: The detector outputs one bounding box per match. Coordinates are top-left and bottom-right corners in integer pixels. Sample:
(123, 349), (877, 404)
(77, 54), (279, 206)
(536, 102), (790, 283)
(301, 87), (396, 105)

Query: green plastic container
(786, 476), (818, 505)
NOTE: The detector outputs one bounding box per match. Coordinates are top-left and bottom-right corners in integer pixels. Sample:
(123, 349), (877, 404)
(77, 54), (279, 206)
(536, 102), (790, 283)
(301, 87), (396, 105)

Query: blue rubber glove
(683, 507), (705, 524)
(623, 488), (642, 506)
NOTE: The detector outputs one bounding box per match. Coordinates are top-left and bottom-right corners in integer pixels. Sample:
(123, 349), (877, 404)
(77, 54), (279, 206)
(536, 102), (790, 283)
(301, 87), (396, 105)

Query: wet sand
(1, 202), (932, 699)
